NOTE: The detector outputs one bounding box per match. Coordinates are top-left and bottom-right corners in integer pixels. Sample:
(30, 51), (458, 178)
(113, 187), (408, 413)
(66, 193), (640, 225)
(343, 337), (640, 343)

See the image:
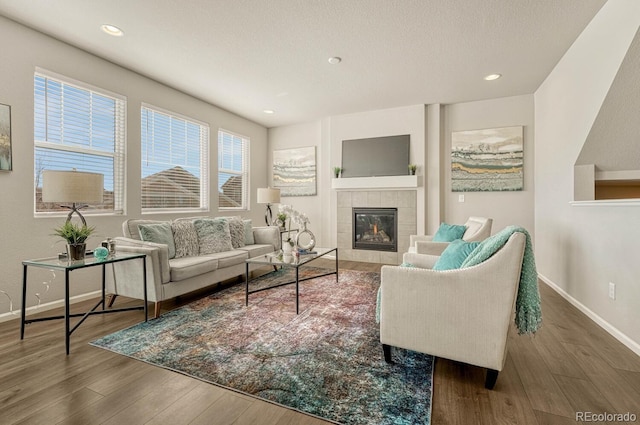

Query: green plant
(52, 221), (95, 244)
(408, 164), (417, 174)
(333, 166), (342, 177)
(277, 212), (287, 224)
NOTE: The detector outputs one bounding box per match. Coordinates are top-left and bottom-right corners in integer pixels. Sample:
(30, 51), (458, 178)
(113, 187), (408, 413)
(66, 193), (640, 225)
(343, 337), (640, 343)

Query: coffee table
(245, 247), (338, 314)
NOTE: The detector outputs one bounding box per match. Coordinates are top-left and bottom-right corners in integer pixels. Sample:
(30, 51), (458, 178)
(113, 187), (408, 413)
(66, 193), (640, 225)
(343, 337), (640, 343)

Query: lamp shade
(257, 187), (280, 204)
(42, 170), (104, 204)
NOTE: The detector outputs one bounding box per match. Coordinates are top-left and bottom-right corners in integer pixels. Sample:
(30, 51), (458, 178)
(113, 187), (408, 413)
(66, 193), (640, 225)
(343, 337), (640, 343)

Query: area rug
(91, 267), (433, 425)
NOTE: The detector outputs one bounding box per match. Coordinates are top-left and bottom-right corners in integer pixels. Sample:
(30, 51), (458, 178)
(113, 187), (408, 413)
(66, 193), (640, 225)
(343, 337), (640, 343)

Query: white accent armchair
(379, 232), (525, 389)
(408, 216), (493, 256)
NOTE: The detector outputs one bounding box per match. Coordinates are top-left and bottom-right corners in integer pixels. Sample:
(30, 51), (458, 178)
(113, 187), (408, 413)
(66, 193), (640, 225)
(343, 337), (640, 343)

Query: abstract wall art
(451, 126), (523, 192)
(0, 103), (11, 171)
(273, 146), (316, 196)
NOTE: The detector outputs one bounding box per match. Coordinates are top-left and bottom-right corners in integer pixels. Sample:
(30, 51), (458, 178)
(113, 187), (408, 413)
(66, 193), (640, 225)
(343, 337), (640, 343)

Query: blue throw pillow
(433, 239), (480, 271)
(432, 222), (467, 242)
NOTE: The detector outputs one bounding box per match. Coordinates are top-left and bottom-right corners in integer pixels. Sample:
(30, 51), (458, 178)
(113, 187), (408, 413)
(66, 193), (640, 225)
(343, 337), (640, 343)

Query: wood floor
(1, 259), (639, 424)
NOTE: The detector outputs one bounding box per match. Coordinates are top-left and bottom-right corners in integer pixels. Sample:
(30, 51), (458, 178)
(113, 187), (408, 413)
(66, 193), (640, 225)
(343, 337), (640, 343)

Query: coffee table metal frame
(245, 247), (338, 314)
(21, 253), (148, 354)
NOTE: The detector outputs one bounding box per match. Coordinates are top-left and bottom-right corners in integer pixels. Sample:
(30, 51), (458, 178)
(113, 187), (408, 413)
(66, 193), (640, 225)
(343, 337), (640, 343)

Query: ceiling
(0, 0), (607, 128)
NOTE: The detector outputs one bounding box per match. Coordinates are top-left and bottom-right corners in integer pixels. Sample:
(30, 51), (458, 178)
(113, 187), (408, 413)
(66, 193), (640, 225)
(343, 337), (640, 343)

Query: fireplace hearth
(352, 208), (397, 252)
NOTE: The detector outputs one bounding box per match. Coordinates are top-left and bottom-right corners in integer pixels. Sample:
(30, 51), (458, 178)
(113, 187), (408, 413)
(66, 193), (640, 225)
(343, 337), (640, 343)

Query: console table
(21, 253), (148, 354)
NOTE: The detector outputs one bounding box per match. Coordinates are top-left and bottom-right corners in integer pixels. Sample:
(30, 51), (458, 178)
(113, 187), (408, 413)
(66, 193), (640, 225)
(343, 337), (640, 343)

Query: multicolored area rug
(91, 267), (433, 425)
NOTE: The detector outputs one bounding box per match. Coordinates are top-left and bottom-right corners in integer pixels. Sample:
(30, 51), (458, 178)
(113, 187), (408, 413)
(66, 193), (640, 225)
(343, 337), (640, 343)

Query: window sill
(570, 199), (640, 207)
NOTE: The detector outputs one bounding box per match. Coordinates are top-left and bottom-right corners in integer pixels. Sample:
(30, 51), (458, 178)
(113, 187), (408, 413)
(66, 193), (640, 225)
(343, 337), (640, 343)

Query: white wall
(443, 95), (535, 236)
(535, 0), (640, 350)
(0, 17), (267, 318)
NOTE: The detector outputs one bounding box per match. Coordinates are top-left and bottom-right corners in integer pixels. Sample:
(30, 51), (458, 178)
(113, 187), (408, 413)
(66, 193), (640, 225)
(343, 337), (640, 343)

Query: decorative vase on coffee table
(66, 243), (86, 260)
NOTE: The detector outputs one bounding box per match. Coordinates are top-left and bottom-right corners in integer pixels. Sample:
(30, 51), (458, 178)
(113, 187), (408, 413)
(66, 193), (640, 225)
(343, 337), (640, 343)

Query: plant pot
(66, 243), (86, 260)
(282, 242), (293, 255)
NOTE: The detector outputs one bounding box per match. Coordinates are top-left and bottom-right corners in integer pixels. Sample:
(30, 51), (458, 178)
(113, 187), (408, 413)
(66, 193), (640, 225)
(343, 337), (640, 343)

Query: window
(218, 129), (249, 210)
(141, 104), (209, 212)
(34, 70), (126, 215)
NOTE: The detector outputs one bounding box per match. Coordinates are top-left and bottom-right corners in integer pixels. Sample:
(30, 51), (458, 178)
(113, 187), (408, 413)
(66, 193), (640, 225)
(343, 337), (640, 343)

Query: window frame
(33, 68), (127, 218)
(218, 128), (250, 211)
(140, 103), (210, 214)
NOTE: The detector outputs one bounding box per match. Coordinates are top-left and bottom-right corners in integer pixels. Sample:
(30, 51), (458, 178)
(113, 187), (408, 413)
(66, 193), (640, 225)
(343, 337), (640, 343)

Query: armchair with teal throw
(408, 216), (493, 256)
(380, 230), (531, 389)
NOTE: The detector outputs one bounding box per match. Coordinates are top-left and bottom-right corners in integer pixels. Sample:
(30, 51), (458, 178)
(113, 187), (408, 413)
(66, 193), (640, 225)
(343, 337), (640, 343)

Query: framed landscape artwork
(451, 126), (523, 192)
(0, 103), (11, 171)
(273, 146), (317, 196)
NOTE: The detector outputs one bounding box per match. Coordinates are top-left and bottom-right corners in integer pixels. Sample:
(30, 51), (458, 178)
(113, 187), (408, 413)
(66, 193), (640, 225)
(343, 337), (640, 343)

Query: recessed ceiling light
(328, 57), (342, 65)
(101, 24), (124, 37)
(484, 73), (502, 81)
(263, 110), (275, 114)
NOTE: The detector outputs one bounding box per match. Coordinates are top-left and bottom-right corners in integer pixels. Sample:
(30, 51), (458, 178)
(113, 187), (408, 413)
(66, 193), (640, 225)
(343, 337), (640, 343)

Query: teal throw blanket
(460, 225), (542, 334)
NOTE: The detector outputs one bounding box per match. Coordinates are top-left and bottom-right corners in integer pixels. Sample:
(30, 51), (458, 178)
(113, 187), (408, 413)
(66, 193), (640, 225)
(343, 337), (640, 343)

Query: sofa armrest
(252, 226), (280, 250)
(415, 241), (450, 255)
(113, 237), (171, 284)
(409, 235), (434, 246)
(402, 252), (439, 269)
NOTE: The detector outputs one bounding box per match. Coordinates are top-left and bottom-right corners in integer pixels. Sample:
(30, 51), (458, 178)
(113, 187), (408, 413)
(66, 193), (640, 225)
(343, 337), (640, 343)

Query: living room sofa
(107, 217), (280, 318)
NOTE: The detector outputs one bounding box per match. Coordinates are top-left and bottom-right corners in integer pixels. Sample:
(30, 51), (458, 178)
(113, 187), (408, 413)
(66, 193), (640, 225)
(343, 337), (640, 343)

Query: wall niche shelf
(574, 165), (640, 201)
(331, 175), (421, 190)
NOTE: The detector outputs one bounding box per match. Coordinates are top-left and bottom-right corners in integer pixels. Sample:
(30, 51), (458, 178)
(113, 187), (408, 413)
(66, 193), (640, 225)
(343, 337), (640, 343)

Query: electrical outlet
(609, 282), (616, 300)
(458, 194), (465, 203)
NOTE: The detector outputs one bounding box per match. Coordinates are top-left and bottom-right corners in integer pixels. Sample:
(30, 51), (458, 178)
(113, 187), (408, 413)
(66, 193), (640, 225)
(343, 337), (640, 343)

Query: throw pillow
(243, 219), (255, 245)
(138, 222), (176, 259)
(433, 222), (467, 242)
(220, 216), (245, 248)
(433, 239), (480, 271)
(193, 218), (233, 254)
(171, 220), (200, 258)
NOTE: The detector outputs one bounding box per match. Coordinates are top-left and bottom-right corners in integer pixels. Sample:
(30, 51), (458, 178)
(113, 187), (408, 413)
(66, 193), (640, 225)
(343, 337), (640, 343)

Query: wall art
(0, 103), (11, 171)
(451, 126), (523, 192)
(273, 146), (316, 196)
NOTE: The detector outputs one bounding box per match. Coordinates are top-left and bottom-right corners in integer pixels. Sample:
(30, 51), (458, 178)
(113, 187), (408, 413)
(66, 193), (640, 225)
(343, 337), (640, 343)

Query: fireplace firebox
(352, 208), (397, 252)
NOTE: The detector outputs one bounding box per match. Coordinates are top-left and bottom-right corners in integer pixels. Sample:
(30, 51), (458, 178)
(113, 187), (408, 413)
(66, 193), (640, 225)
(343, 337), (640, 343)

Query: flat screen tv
(341, 135), (410, 178)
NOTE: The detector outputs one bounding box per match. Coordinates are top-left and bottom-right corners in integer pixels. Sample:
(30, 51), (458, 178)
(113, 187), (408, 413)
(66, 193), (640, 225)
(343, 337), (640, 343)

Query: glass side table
(20, 253), (148, 354)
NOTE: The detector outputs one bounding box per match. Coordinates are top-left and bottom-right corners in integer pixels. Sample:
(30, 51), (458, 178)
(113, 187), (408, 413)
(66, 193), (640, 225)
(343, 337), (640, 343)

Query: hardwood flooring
(1, 259), (639, 424)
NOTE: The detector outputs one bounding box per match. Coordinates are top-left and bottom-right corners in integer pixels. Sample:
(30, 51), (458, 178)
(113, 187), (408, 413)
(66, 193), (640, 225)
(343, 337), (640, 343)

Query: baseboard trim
(0, 290), (102, 324)
(539, 274), (640, 357)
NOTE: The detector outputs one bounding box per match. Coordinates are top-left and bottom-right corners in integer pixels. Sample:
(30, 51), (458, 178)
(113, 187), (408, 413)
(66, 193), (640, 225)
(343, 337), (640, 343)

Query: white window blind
(34, 70), (126, 215)
(218, 129), (249, 210)
(141, 104), (209, 212)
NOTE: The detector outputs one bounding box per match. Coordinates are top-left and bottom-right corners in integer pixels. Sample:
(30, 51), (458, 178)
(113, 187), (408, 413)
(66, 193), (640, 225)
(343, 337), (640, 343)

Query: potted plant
(333, 166), (342, 178)
(53, 221), (95, 260)
(408, 164), (417, 175)
(276, 212), (288, 230)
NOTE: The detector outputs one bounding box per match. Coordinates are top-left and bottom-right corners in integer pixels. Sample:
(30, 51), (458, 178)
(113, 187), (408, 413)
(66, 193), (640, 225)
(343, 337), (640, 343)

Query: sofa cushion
(123, 219), (167, 240)
(194, 218), (234, 254)
(243, 219), (255, 245)
(171, 220), (200, 258)
(433, 239), (480, 271)
(220, 216), (245, 248)
(237, 243), (274, 258)
(433, 222), (467, 242)
(169, 256), (219, 282)
(202, 250), (248, 268)
(138, 222), (176, 259)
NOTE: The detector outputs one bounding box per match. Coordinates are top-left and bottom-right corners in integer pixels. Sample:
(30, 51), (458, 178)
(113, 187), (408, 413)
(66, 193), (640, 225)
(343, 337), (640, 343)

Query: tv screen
(341, 135), (410, 178)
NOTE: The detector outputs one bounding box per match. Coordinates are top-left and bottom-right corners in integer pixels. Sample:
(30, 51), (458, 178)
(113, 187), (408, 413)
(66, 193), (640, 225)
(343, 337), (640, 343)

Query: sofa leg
(107, 294), (118, 307)
(485, 369), (499, 389)
(154, 301), (161, 319)
(383, 344), (393, 364)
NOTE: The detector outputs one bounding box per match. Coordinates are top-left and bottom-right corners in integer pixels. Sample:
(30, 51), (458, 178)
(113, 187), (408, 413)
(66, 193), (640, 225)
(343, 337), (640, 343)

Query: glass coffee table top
(246, 247), (336, 267)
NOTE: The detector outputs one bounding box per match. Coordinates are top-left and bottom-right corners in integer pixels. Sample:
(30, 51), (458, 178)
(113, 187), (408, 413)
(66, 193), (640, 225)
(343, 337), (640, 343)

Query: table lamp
(257, 187), (280, 225)
(42, 170), (104, 226)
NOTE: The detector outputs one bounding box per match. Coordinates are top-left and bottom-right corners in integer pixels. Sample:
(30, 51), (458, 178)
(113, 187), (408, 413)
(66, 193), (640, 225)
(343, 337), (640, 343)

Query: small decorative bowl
(94, 246), (109, 261)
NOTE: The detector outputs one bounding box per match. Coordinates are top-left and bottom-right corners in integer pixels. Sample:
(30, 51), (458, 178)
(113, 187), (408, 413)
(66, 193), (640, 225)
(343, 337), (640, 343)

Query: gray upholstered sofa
(107, 217), (280, 318)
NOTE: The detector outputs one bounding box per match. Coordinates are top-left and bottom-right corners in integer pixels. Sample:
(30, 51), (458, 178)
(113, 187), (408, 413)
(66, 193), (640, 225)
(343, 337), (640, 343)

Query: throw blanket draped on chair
(460, 225), (542, 334)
